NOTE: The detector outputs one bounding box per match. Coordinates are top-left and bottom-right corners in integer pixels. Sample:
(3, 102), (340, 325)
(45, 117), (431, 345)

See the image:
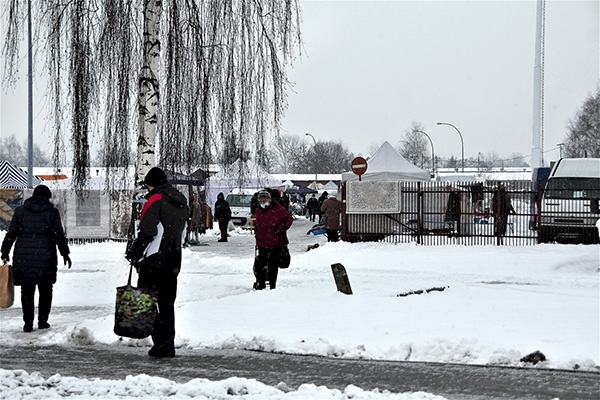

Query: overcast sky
(1, 0), (598, 167)
(280, 0), (599, 164)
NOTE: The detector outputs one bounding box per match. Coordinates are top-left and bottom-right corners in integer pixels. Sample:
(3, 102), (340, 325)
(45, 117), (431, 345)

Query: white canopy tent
(341, 141), (431, 182)
(205, 159), (282, 209)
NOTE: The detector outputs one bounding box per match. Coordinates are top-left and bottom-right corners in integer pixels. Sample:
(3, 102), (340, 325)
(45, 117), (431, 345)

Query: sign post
(350, 157), (368, 181)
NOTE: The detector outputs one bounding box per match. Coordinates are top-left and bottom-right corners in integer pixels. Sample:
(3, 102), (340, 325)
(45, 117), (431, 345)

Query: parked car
(538, 158), (600, 244)
(225, 189), (256, 228)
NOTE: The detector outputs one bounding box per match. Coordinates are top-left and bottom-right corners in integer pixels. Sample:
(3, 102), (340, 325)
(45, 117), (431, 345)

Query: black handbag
(279, 245), (291, 269)
(114, 265), (158, 339)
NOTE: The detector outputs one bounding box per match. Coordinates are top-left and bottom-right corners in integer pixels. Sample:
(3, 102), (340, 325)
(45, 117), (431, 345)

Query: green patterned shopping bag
(114, 265), (157, 339)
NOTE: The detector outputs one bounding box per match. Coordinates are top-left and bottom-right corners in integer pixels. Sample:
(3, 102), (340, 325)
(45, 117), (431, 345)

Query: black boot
(149, 339), (175, 358)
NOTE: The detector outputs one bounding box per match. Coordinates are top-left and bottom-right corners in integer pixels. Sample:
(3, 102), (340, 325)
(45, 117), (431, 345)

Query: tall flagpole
(531, 0), (545, 168)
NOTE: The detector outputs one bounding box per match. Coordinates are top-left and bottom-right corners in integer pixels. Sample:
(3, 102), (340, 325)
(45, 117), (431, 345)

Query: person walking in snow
(126, 167), (189, 358)
(213, 192), (232, 242)
(306, 194), (318, 222)
(1, 185), (71, 333)
(320, 193), (344, 242)
(252, 189), (294, 290)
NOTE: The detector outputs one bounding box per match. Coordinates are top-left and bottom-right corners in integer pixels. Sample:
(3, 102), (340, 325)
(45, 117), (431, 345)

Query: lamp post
(415, 130), (435, 176)
(477, 152), (483, 174)
(437, 122), (464, 172)
(305, 132), (318, 189)
(557, 143), (564, 159)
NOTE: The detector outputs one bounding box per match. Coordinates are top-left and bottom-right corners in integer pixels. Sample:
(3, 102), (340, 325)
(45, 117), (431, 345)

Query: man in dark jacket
(126, 167), (189, 358)
(306, 194), (318, 222)
(253, 189), (294, 290)
(317, 191), (328, 224)
(213, 192), (231, 242)
(492, 185), (516, 239)
(1, 185), (71, 332)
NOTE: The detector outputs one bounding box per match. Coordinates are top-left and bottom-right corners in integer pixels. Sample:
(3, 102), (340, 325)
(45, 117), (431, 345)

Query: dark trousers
(21, 283), (53, 325)
(308, 209), (317, 222)
(254, 248), (283, 289)
(218, 220), (228, 241)
(138, 268), (178, 352)
(326, 229), (339, 242)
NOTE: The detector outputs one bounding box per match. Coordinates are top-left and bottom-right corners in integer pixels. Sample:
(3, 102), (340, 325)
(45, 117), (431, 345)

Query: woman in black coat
(1, 185), (71, 332)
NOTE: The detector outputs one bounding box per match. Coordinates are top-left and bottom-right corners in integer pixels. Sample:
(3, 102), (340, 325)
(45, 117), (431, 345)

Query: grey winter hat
(257, 190), (271, 202)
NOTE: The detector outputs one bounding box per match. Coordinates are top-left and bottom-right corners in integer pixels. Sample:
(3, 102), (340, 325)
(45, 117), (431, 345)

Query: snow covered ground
(1, 217), (598, 399)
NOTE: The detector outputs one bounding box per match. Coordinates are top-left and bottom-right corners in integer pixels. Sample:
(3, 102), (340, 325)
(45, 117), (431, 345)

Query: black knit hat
(33, 184), (52, 199)
(144, 167), (168, 187)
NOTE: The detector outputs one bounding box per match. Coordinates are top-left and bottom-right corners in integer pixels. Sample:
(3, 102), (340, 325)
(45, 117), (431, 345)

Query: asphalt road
(1, 344), (598, 400)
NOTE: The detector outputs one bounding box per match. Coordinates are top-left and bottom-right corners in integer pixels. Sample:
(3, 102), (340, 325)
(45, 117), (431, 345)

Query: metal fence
(342, 181), (540, 246)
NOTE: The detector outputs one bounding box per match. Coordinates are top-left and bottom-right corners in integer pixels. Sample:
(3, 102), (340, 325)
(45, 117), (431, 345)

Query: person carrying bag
(1, 185), (71, 332)
(252, 189), (293, 290)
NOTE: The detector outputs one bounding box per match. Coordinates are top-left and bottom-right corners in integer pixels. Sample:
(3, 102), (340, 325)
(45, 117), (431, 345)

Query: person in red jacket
(126, 167), (189, 358)
(253, 189), (293, 290)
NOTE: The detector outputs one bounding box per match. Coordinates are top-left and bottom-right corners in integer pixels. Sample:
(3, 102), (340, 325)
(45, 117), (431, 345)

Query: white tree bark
(136, 0), (162, 185)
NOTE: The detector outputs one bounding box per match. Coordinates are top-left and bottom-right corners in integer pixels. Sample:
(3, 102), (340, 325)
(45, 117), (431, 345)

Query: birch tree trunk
(126, 0), (162, 253)
(136, 0), (162, 185)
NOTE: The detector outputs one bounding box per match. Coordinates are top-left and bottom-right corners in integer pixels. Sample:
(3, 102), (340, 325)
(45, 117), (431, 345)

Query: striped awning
(0, 160), (42, 189)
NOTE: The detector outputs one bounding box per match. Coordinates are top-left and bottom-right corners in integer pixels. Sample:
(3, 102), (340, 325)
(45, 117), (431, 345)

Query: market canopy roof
(341, 141), (431, 182)
(0, 160), (42, 189)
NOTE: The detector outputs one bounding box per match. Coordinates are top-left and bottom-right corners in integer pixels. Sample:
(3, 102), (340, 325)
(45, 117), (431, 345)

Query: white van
(538, 158), (600, 243)
(225, 189), (256, 228)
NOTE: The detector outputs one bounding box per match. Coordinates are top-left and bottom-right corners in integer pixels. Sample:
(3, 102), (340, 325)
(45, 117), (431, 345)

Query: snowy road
(1, 344), (598, 400)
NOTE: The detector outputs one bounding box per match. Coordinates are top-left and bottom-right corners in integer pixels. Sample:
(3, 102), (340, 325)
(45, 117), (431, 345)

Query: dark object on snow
(306, 243), (320, 252)
(396, 286), (448, 297)
(331, 263), (352, 295)
(520, 350), (546, 365)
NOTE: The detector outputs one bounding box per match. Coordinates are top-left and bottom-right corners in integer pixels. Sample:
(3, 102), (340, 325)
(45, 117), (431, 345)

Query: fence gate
(342, 180), (539, 246)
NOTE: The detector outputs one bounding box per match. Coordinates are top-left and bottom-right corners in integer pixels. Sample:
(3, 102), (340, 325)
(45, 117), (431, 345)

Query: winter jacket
(1, 196), (70, 286)
(492, 190), (515, 216)
(306, 197), (318, 210)
(214, 198), (232, 222)
(127, 184), (189, 274)
(254, 201), (294, 249)
(317, 194), (327, 213)
(320, 197), (344, 230)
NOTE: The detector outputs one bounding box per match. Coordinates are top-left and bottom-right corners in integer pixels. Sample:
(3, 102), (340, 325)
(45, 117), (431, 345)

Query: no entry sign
(350, 157), (368, 180)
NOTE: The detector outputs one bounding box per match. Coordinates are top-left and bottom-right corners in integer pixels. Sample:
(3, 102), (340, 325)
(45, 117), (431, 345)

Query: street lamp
(557, 143), (564, 159)
(437, 122), (464, 173)
(415, 130), (435, 176)
(305, 132), (318, 189)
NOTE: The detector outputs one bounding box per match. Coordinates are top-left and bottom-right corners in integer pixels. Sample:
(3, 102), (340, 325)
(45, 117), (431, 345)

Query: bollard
(331, 263), (352, 295)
